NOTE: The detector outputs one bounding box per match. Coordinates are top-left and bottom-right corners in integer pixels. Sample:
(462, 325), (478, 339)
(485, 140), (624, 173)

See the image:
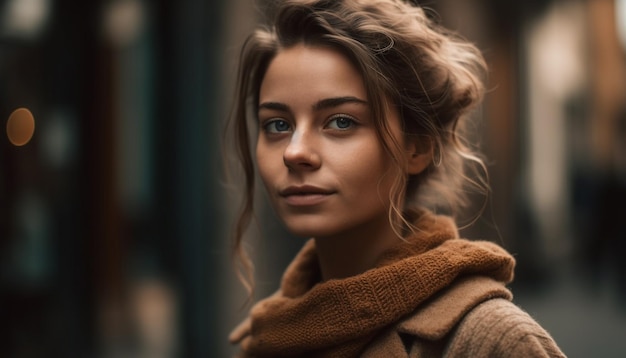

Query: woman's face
(256, 44), (405, 240)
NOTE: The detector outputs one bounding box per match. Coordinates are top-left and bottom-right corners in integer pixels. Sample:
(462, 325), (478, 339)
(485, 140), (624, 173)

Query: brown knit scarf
(232, 210), (515, 357)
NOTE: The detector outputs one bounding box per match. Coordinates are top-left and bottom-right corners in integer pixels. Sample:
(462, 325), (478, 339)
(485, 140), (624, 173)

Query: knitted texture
(232, 210), (516, 357)
(445, 298), (567, 357)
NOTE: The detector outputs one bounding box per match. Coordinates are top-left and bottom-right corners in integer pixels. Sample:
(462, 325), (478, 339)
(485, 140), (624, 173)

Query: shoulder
(362, 276), (512, 357)
(445, 298), (567, 357)
(362, 277), (566, 357)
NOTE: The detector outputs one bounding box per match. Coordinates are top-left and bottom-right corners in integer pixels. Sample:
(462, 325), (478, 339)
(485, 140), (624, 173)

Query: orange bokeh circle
(7, 108), (35, 146)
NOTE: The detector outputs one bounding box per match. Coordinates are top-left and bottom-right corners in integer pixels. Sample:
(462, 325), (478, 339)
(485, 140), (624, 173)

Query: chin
(282, 219), (338, 239)
(284, 226), (327, 239)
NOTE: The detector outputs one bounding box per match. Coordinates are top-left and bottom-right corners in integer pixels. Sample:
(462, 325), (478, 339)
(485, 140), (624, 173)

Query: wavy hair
(227, 0), (489, 293)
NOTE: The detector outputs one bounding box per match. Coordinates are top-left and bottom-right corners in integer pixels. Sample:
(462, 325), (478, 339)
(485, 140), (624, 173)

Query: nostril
(282, 131), (321, 170)
(283, 151), (321, 170)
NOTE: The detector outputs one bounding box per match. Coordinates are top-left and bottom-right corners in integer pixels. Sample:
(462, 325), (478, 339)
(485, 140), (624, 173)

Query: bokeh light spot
(7, 108), (35, 146)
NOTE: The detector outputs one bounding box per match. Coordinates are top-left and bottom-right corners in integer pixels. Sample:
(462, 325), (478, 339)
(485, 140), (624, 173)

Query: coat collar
(397, 276), (512, 340)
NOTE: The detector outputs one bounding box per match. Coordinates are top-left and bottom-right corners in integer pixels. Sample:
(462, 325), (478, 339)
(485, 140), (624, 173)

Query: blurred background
(1, 0), (625, 357)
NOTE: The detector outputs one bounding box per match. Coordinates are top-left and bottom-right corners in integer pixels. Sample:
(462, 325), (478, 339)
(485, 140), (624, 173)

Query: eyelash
(260, 113), (359, 134)
(262, 119), (291, 133)
(325, 114), (357, 130)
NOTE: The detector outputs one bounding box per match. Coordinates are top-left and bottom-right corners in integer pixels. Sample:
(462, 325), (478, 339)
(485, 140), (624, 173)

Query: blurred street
(514, 264), (626, 358)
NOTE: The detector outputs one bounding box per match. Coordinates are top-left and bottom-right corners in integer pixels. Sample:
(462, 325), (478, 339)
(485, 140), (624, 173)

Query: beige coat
(362, 276), (566, 357)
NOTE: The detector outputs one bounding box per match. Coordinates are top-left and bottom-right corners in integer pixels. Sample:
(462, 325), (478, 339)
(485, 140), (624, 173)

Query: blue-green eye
(326, 115), (355, 130)
(264, 119), (291, 133)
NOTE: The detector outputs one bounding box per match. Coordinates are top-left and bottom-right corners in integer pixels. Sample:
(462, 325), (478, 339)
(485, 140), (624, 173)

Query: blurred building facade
(1, 0), (625, 357)
(1, 0), (232, 356)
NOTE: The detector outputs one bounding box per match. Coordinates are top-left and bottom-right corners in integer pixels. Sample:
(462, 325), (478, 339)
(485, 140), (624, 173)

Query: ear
(406, 140), (432, 175)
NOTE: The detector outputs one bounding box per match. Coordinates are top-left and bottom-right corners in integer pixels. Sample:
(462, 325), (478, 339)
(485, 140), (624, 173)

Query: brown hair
(227, 0), (489, 292)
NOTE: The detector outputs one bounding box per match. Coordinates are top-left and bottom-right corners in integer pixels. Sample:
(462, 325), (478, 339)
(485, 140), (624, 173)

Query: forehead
(259, 44), (368, 104)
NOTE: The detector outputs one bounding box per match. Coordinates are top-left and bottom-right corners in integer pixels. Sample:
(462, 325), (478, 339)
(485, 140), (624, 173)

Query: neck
(314, 216), (400, 281)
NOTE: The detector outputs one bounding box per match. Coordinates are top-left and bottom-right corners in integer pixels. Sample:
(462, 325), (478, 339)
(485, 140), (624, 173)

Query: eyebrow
(313, 96), (368, 110)
(258, 96), (368, 112)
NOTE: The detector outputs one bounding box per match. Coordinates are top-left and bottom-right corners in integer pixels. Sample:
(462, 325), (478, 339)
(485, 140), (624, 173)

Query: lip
(279, 185), (335, 206)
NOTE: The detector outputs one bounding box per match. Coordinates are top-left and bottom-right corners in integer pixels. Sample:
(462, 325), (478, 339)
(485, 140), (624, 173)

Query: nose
(283, 130), (321, 171)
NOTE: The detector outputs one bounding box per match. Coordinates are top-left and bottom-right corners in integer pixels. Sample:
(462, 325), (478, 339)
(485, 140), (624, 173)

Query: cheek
(255, 142), (283, 185)
(339, 142), (395, 192)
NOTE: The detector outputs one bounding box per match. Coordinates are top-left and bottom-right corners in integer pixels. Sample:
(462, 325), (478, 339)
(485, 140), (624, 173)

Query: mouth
(279, 185), (335, 206)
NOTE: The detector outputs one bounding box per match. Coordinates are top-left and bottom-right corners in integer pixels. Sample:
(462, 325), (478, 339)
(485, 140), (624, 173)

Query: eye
(264, 119), (292, 133)
(326, 114), (356, 130)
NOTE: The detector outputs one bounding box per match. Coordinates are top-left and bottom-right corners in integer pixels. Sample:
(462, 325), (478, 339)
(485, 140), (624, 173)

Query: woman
(227, 0), (566, 356)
